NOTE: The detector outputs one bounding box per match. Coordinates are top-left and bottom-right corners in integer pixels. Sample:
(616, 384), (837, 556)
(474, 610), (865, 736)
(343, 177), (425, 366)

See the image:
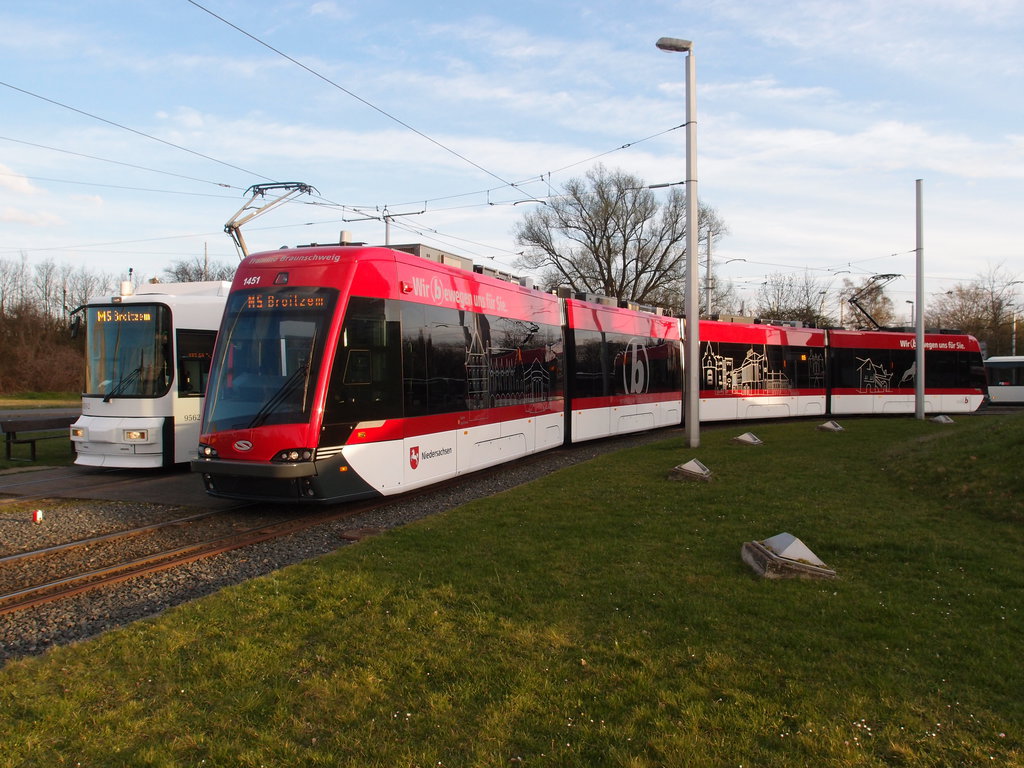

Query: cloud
(0, 16), (83, 54)
(309, 2), (355, 22)
(0, 164), (39, 194)
(701, 77), (837, 104)
(703, 118), (1024, 181)
(1, 206), (63, 227)
(709, 0), (1024, 84)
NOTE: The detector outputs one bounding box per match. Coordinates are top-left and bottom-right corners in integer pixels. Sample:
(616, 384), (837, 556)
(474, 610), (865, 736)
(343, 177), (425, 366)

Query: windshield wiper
(103, 366), (142, 402)
(247, 362), (311, 428)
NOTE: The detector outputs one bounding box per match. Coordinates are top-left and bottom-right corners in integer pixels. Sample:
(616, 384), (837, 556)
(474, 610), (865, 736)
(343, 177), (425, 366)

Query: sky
(2, 0), (1023, 318)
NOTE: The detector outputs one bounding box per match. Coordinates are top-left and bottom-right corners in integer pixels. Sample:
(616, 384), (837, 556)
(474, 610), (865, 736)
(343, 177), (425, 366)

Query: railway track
(0, 501), (385, 617)
(0, 455), (502, 620)
(0, 441), (592, 622)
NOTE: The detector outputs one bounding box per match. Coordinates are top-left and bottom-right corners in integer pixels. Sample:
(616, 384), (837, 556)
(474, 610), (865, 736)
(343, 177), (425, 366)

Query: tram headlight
(123, 429), (148, 441)
(70, 427), (85, 439)
(198, 443), (218, 458)
(272, 448), (314, 463)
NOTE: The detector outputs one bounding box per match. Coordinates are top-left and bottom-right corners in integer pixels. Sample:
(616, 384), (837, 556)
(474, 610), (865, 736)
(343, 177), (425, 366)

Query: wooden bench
(0, 416), (77, 462)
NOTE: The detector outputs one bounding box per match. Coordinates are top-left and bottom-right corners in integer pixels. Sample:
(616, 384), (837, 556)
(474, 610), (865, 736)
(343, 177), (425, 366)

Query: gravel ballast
(0, 431), (675, 666)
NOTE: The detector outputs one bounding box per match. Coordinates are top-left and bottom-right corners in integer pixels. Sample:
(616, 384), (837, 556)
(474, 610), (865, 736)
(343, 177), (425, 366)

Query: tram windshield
(85, 304), (172, 399)
(203, 286), (337, 432)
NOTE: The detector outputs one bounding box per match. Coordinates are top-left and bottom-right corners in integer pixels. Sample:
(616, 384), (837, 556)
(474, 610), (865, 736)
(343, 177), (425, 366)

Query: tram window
(177, 330), (217, 397)
(989, 367), (1011, 386)
(482, 314), (561, 407)
(988, 365), (1019, 386)
(425, 307), (469, 414)
(399, 304), (470, 415)
(572, 330), (610, 398)
(401, 302), (429, 417)
(926, 351), (955, 388)
(644, 338), (681, 393)
(573, 329), (680, 398)
(831, 348), (890, 390)
(402, 304), (563, 415)
(927, 350), (985, 390)
(323, 297), (401, 429)
(85, 304), (172, 398)
(343, 350), (372, 385)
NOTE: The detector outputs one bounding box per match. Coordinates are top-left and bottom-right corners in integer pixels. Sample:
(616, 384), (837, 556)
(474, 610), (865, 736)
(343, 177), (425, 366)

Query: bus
(70, 281), (229, 467)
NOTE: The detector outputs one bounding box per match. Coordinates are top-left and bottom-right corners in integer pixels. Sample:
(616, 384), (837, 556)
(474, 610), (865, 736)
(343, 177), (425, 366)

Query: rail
(0, 504), (375, 616)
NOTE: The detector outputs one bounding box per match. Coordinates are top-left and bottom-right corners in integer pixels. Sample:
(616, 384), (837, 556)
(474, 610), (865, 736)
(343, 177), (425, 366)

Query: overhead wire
(182, 0), (684, 220)
(0, 169), (242, 199)
(0, 135), (243, 190)
(5, 13), (984, 289)
(185, 0), (517, 190)
(384, 216), (524, 269)
(1, 12), (687, 263)
(0, 79), (275, 182)
(0, 11), (741, 273)
(373, 123), (686, 211)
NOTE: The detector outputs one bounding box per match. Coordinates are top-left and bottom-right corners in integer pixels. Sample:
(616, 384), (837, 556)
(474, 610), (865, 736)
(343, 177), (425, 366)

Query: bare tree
(163, 254), (236, 283)
(63, 267), (117, 312)
(755, 272), (836, 327)
(32, 259), (67, 319)
(926, 263), (1022, 355)
(705, 269), (740, 317)
(0, 254), (87, 393)
(839, 276), (896, 329)
(513, 164), (725, 310)
(0, 255), (29, 315)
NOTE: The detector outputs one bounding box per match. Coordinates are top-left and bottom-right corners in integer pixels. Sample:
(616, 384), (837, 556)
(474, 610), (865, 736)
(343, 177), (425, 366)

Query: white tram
(70, 281), (229, 468)
(985, 356), (1024, 405)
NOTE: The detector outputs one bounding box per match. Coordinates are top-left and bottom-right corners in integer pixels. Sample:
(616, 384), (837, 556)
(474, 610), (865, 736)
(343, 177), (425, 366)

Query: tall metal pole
(705, 228), (712, 315)
(915, 179), (925, 419)
(657, 36), (700, 447)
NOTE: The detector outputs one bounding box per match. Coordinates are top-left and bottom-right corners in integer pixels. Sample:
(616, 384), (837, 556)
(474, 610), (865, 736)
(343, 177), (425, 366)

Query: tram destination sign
(93, 309), (153, 323)
(244, 293), (328, 310)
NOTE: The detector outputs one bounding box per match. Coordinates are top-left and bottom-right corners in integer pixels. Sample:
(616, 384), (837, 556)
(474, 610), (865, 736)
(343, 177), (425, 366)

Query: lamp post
(914, 179), (925, 420)
(657, 36), (700, 448)
(1007, 281), (1023, 356)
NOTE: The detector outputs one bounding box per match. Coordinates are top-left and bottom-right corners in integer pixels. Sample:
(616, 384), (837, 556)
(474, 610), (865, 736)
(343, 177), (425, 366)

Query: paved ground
(0, 407), (235, 509)
(0, 464), (236, 509)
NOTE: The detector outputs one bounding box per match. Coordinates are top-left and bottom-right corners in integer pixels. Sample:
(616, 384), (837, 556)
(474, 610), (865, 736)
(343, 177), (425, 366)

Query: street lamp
(1006, 281), (1024, 356)
(657, 36), (700, 448)
(1012, 310), (1017, 356)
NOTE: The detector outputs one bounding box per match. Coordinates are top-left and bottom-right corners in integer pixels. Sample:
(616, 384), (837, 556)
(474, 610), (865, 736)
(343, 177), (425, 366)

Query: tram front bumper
(190, 457), (316, 478)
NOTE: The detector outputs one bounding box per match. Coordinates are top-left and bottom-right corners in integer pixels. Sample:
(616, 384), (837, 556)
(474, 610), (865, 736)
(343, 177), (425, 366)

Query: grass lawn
(0, 435), (77, 470)
(0, 413), (1021, 766)
(0, 392), (79, 409)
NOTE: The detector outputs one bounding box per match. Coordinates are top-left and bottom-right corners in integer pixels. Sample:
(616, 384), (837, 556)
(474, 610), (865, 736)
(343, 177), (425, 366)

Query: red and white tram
(192, 243), (985, 503)
(194, 245), (567, 501)
(565, 297), (681, 442)
(698, 320), (828, 422)
(827, 329), (986, 415)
